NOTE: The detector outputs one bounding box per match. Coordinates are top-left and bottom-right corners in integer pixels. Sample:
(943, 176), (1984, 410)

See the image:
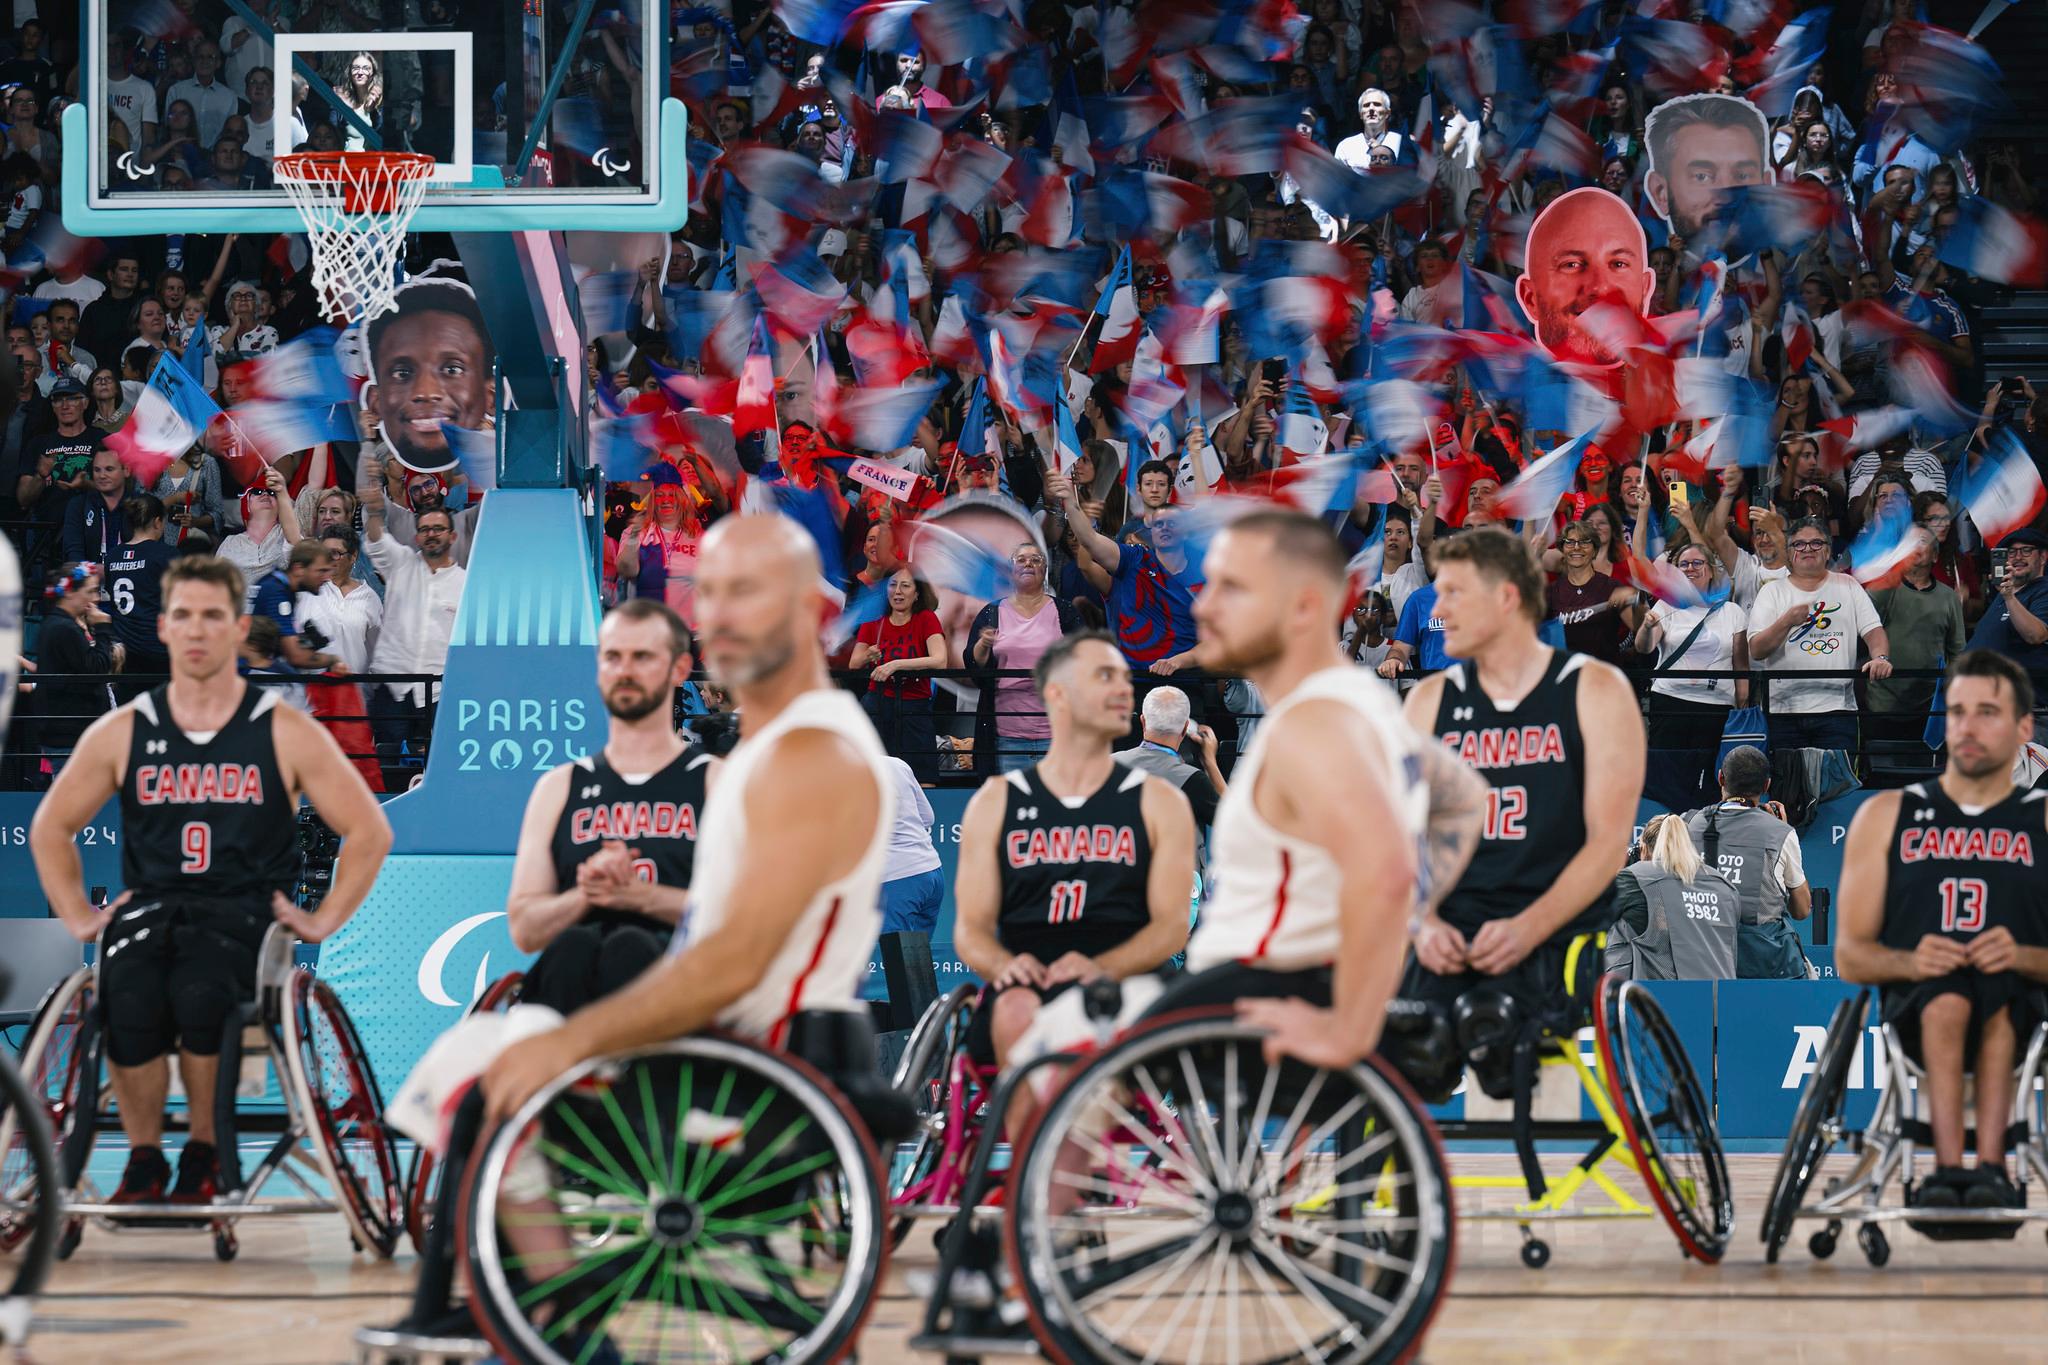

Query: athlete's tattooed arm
(1415, 739), (1486, 915)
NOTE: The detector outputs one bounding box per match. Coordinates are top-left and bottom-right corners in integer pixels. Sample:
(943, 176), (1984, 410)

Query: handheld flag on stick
(106, 354), (225, 487)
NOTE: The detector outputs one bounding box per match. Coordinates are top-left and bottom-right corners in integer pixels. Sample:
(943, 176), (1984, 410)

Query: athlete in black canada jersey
(509, 600), (719, 1015)
(1403, 529), (1645, 1017)
(1839, 651), (2048, 1208)
(955, 631), (1194, 1135)
(30, 555), (390, 1206)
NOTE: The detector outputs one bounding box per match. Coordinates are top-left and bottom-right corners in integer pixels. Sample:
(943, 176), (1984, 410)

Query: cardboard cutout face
(1641, 92), (1770, 244)
(360, 275), (497, 475)
(1514, 187), (1655, 366)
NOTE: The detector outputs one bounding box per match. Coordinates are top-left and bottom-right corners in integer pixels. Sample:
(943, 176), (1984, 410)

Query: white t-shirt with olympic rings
(1749, 572), (1881, 715)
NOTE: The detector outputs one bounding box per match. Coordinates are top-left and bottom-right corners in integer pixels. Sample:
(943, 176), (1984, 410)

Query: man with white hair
(1114, 684), (1227, 832)
(1335, 88), (1405, 172)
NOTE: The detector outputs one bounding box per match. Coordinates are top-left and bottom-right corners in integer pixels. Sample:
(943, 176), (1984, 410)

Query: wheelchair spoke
(1100, 1227), (1219, 1336)
(509, 1231), (649, 1305)
(1052, 1159), (1209, 1218)
(1239, 1244), (1335, 1365)
(535, 1136), (648, 1204)
(683, 1068), (745, 1200)
(1252, 1226), (1392, 1328)
(696, 1238), (829, 1329)
(668, 1062), (694, 1202)
(1114, 1076), (1218, 1200)
(1172, 1050), (1238, 1193)
(1184, 1231), (1233, 1365)
(698, 1138), (835, 1217)
(1262, 1070), (1329, 1195)
(1236, 1061), (1284, 1192)
(595, 1083), (668, 1195)
(686, 1085), (786, 1205)
(552, 1102), (655, 1203)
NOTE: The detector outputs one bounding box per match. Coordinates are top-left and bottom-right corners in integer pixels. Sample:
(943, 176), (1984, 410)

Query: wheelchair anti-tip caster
(55, 1217), (82, 1261)
(1520, 1237), (1552, 1269)
(1858, 1224), (1890, 1267)
(213, 1224), (239, 1262)
(1809, 1222), (1840, 1260)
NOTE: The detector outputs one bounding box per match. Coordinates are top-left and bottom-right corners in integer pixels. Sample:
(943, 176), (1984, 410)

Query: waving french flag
(1052, 394), (1084, 474)
(1345, 519), (1386, 602)
(1276, 381), (1329, 460)
(734, 317), (778, 445)
(222, 401), (361, 467)
(107, 354), (224, 487)
(1630, 549), (1729, 610)
(591, 414), (659, 481)
(820, 375), (944, 453)
(237, 327), (356, 405)
(825, 576), (896, 653)
(904, 518), (1016, 602)
(752, 252), (850, 337)
(1936, 196), (2048, 287)
(1958, 428), (2048, 548)
(1088, 247), (1142, 374)
(1494, 429), (1594, 522)
(1742, 6), (1833, 116)
(1848, 496), (1920, 588)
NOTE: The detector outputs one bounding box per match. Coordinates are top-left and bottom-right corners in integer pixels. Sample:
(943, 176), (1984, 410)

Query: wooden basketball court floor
(19, 1155), (2048, 1364)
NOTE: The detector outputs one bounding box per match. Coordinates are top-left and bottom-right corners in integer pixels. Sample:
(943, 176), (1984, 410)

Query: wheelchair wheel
(1760, 990), (1866, 1263)
(406, 971), (526, 1255)
(887, 985), (977, 1237)
(1, 971), (95, 1261)
(0, 1053), (59, 1326)
(461, 1037), (887, 1365)
(286, 972), (403, 1259)
(1005, 1009), (1454, 1365)
(1595, 977), (1733, 1264)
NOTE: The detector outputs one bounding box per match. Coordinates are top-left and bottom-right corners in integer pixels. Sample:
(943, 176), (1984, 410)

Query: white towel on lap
(387, 1004), (565, 1155)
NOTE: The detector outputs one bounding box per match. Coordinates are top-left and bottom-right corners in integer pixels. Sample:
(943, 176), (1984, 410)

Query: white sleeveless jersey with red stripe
(1186, 666), (1429, 973)
(670, 688), (896, 1044)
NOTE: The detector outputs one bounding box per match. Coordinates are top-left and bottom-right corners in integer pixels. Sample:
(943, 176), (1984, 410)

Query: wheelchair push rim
(0, 1052), (61, 1310)
(1759, 989), (1866, 1262)
(887, 985), (979, 1225)
(286, 972), (403, 1258)
(0, 971), (94, 1267)
(1004, 1008), (1454, 1365)
(460, 1036), (888, 1365)
(1595, 977), (1733, 1263)
(406, 972), (526, 1256)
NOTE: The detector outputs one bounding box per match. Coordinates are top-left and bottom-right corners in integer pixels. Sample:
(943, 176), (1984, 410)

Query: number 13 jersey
(1882, 781), (2048, 952)
(120, 683), (299, 901)
(1433, 650), (1609, 943)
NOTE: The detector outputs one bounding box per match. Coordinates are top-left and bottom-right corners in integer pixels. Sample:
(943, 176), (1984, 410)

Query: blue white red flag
(106, 355), (224, 486)
(1493, 429), (1593, 521)
(1958, 428), (2048, 548)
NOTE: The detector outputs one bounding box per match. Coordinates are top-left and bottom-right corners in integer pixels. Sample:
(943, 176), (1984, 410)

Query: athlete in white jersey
(484, 515), (895, 1120)
(1147, 509), (1487, 1069)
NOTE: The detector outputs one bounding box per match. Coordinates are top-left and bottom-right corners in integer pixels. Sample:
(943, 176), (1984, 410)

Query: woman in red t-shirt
(853, 568), (947, 778)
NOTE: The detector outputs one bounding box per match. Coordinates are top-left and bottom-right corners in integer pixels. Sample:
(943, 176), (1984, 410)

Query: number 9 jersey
(119, 684), (301, 901)
(1881, 781), (2048, 952)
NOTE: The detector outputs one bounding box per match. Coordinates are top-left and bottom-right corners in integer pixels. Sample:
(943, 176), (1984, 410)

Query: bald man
(1515, 187), (1656, 366)
(483, 515), (898, 1118)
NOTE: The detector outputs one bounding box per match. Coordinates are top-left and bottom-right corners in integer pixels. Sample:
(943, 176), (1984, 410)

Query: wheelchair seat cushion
(1380, 997), (1460, 1105)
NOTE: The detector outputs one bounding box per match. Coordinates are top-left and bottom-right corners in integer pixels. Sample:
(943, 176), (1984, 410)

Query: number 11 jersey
(996, 764), (1153, 965)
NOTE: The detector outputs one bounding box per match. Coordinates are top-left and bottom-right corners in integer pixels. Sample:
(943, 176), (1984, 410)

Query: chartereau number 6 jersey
(997, 764), (1153, 966)
(1882, 781), (2048, 953)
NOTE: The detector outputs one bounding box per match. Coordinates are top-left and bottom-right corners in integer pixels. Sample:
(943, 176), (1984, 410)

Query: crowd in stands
(4, 0), (2048, 805)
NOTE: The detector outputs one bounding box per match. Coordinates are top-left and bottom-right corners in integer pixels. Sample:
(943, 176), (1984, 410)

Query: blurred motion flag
(1847, 495), (1918, 588)
(1935, 196), (2048, 287)
(1957, 428), (2048, 548)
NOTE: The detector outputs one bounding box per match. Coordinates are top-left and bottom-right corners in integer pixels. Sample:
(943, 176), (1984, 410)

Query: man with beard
(1837, 652), (2048, 1210)
(503, 598), (720, 1014)
(1642, 92), (1769, 247)
(362, 278), (494, 480)
(1138, 510), (1488, 1070)
(1515, 188), (1656, 366)
(484, 515), (896, 1115)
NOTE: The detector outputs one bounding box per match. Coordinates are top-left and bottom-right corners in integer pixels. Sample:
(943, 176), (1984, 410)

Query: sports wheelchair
(0, 967), (62, 1355)
(2, 922), (402, 1263)
(900, 981), (1455, 1364)
(1401, 937), (1732, 1269)
(416, 1009), (920, 1365)
(1761, 988), (2048, 1267)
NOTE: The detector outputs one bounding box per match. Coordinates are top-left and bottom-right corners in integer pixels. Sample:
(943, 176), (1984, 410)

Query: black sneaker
(170, 1141), (219, 1205)
(1965, 1166), (2023, 1209)
(110, 1146), (171, 1205)
(1912, 1165), (1969, 1208)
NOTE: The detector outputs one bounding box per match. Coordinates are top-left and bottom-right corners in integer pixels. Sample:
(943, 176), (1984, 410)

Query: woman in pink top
(968, 543), (1078, 773)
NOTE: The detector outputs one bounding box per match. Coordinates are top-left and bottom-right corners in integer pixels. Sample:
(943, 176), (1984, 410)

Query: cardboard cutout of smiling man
(362, 276), (497, 474)
(1515, 186), (1656, 367)
(1642, 91), (1770, 245)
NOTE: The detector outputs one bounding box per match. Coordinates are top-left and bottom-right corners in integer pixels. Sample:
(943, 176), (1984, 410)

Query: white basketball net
(273, 152), (436, 325)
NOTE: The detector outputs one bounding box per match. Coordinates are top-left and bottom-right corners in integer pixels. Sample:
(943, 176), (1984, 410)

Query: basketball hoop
(274, 151), (437, 324)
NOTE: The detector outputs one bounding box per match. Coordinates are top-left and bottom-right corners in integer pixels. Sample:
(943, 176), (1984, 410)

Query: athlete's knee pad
(1382, 997), (1460, 1105)
(1454, 985), (1524, 1101)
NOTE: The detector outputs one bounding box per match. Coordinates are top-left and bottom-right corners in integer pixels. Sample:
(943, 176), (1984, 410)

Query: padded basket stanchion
(273, 151), (436, 323)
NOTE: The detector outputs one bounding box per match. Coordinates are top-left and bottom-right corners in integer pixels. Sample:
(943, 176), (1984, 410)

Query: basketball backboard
(69, 0), (688, 236)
